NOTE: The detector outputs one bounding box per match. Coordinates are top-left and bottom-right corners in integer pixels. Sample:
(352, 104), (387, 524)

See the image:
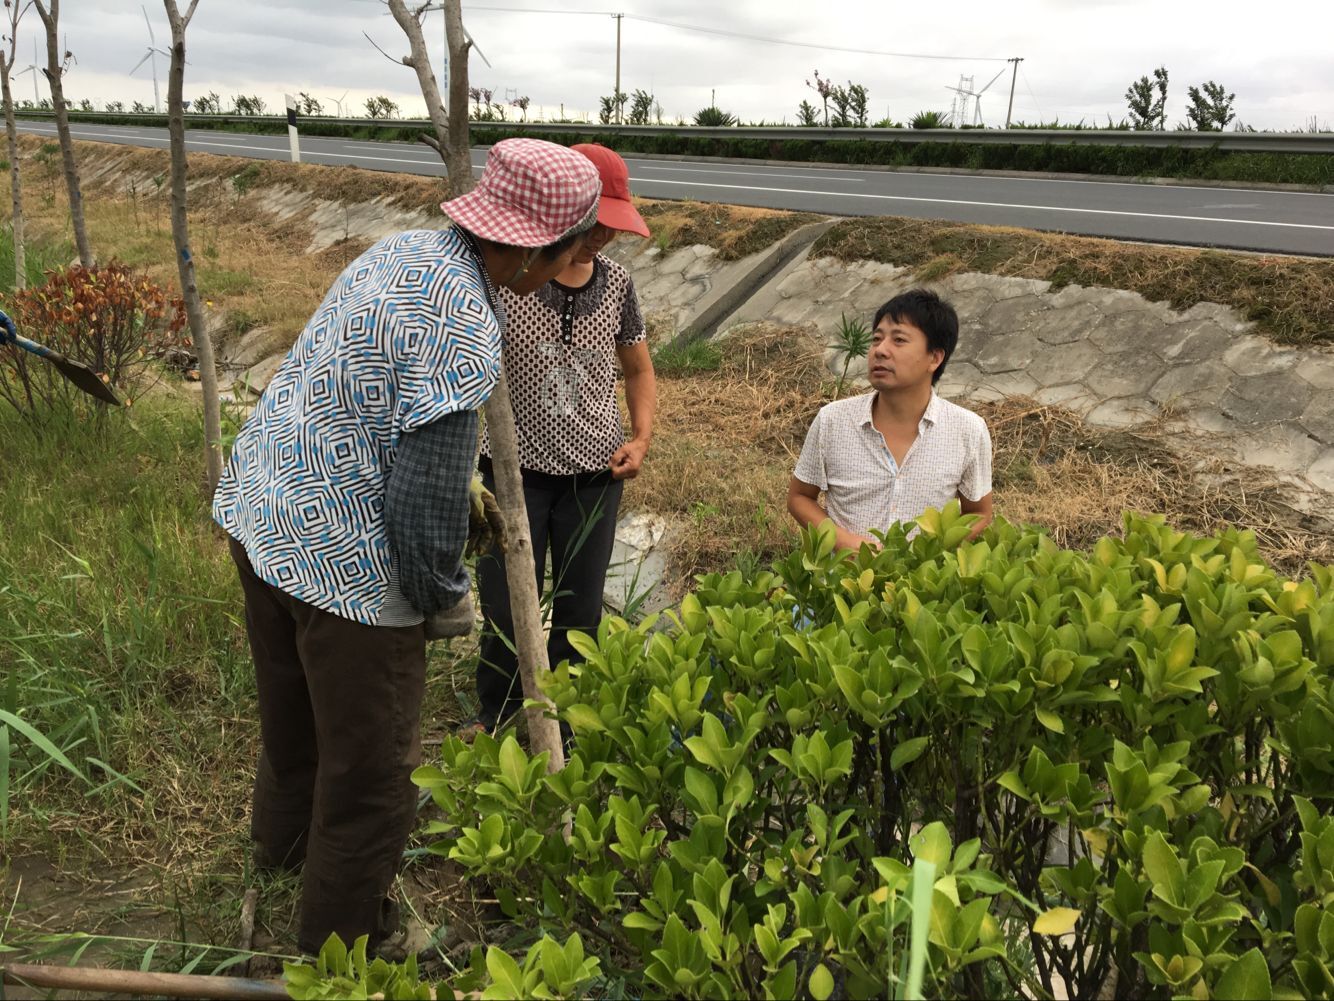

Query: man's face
(571, 223), (615, 264)
(867, 314), (942, 392)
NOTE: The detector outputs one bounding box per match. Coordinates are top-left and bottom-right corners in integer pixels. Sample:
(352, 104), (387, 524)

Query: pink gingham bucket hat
(441, 138), (602, 247)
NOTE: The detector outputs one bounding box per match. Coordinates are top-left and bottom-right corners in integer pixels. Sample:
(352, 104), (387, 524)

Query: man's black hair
(873, 288), (959, 385)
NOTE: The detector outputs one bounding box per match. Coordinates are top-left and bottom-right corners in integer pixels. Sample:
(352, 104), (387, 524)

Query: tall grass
(0, 396), (249, 851)
(0, 225), (72, 293)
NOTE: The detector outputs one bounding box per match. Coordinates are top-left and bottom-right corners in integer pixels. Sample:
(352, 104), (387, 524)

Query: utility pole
(612, 12), (622, 124)
(1004, 57), (1023, 128)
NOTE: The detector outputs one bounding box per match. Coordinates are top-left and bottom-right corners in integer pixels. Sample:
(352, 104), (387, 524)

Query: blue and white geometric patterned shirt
(213, 228), (501, 626)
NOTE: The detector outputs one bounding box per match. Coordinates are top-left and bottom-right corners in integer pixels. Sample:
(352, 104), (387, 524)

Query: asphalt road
(17, 120), (1334, 257)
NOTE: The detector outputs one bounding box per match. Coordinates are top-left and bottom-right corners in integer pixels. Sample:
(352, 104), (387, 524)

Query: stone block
(972, 370), (1039, 401)
(942, 288), (996, 322)
(639, 272), (682, 303)
(1297, 355), (1334, 391)
(974, 333), (1040, 375)
(666, 281), (708, 308)
(1308, 449), (1334, 494)
(1024, 339), (1103, 386)
(226, 326), (288, 370)
(1076, 288), (1154, 313)
(936, 360), (984, 398)
(952, 273), (1048, 299)
(1086, 397), (1156, 429)
(1029, 302), (1104, 346)
(1219, 388), (1308, 424)
(682, 256), (715, 281)
(1184, 406), (1236, 435)
(234, 354), (284, 396)
(810, 271), (866, 304)
(1083, 355), (1165, 399)
(1177, 300), (1253, 333)
(654, 248), (696, 278)
(775, 264), (821, 299)
(1228, 370), (1314, 408)
(1221, 338), (1301, 377)
(1035, 382), (1098, 414)
(1088, 310), (1166, 354)
(769, 297), (819, 327)
(981, 295), (1050, 335)
(1228, 426), (1326, 477)
(1299, 402), (1334, 446)
(1159, 323), (1233, 365)
(1148, 360), (1232, 407)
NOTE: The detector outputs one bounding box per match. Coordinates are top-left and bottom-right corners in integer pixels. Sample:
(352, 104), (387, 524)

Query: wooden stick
(237, 886), (259, 977)
(2, 962), (288, 1000)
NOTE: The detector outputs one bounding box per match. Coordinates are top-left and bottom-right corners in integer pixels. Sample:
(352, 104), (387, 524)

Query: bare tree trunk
(1, 63), (25, 289)
(441, 0), (473, 197)
(384, 0), (471, 197)
(381, 0), (563, 771)
(163, 0), (220, 492)
(32, 0), (93, 268)
(482, 377), (564, 770)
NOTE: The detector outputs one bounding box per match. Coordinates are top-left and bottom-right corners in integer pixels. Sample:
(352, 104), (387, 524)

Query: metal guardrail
(16, 110), (1334, 154)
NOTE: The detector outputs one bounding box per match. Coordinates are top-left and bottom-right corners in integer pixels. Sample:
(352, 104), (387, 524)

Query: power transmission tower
(946, 75), (975, 127)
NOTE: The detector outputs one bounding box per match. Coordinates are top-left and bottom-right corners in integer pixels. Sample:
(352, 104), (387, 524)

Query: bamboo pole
(2, 962), (288, 1000)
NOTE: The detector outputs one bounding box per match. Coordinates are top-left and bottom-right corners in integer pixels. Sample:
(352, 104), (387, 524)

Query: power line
(463, 6), (1008, 62)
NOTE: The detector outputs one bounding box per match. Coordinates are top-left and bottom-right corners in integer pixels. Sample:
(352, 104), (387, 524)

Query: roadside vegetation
(2, 142), (1332, 996)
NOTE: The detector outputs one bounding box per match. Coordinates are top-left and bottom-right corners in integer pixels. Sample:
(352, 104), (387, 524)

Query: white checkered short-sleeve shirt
(793, 391), (992, 537)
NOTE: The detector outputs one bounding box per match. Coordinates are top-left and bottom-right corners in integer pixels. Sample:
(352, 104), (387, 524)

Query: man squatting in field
(789, 288), (995, 548)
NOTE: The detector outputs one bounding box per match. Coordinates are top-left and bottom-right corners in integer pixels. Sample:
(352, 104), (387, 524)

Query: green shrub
(402, 505), (1333, 999)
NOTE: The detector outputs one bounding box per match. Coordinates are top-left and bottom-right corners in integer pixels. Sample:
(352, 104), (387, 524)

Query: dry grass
(15, 135), (364, 350)
(635, 200), (824, 260)
(636, 325), (1334, 584)
(813, 216), (1334, 347)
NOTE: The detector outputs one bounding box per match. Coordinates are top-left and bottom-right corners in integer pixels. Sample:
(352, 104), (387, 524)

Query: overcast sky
(15, 0), (1333, 131)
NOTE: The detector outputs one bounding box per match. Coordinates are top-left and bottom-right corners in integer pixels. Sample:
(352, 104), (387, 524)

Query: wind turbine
(328, 90), (349, 117)
(16, 39), (39, 106)
(129, 5), (170, 113)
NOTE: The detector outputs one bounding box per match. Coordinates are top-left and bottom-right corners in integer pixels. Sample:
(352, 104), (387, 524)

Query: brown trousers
(229, 537), (426, 954)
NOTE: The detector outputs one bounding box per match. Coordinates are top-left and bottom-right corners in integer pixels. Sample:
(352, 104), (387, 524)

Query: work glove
(466, 475), (508, 558)
(424, 591), (476, 640)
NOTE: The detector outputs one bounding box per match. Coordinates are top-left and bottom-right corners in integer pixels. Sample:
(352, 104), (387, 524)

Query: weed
(830, 311), (872, 394)
(198, 266), (255, 297)
(914, 254), (958, 282)
(231, 163), (261, 197)
(651, 337), (723, 376)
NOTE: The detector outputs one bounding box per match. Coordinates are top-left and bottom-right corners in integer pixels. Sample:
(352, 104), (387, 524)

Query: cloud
(21, 0), (1333, 130)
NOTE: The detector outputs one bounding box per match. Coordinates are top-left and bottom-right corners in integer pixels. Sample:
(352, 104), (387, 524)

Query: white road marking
(628, 178), (1334, 230)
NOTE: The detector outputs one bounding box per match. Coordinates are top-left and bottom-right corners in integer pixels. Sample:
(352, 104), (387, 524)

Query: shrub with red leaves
(0, 261), (187, 419)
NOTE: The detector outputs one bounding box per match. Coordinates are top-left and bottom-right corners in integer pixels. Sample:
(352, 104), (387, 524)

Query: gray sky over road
(16, 0), (1333, 130)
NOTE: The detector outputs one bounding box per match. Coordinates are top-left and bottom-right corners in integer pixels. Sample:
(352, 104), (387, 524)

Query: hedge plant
(291, 504), (1334, 999)
(284, 504), (1334, 998)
